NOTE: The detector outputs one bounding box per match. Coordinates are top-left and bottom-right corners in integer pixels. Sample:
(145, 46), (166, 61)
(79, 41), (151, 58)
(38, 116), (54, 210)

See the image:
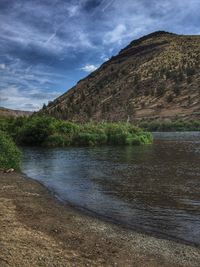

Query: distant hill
(0, 107), (32, 118)
(41, 31), (200, 122)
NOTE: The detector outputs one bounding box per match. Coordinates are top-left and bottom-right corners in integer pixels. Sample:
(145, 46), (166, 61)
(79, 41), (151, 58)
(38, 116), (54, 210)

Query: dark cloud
(0, 0), (15, 11)
(83, 0), (102, 12)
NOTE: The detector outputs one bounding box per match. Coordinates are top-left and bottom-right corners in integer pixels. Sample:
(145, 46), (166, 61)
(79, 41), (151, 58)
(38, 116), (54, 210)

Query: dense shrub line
(138, 120), (200, 132)
(0, 116), (152, 148)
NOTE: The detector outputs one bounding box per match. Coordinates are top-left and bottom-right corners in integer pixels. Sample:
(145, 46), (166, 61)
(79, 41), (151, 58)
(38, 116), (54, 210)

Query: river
(21, 132), (200, 246)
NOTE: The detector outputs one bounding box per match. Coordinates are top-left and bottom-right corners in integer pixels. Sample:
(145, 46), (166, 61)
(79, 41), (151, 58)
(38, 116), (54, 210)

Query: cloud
(23, 103), (40, 110)
(100, 54), (109, 61)
(0, 96), (8, 102)
(0, 63), (6, 70)
(103, 24), (127, 44)
(101, 0), (116, 12)
(81, 64), (98, 72)
(0, 86), (60, 111)
(67, 4), (80, 17)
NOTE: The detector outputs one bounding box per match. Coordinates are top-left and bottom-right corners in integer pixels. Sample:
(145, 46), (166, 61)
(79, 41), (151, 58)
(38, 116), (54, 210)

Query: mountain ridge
(41, 31), (200, 122)
(0, 107), (32, 118)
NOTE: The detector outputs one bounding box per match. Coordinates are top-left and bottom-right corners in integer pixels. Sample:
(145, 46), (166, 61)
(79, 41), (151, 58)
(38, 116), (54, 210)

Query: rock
(4, 168), (15, 173)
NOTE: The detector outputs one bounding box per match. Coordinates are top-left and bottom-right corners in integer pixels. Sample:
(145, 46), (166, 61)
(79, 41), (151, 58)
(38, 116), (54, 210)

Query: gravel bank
(0, 171), (200, 267)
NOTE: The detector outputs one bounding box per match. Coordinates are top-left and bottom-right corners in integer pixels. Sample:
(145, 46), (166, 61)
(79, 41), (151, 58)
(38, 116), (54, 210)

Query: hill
(41, 31), (200, 122)
(0, 107), (32, 118)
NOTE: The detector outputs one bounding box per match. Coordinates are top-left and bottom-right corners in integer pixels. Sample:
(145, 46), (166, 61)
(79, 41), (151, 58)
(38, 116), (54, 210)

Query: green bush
(17, 116), (56, 145)
(126, 135), (141, 145)
(138, 133), (153, 144)
(73, 133), (107, 146)
(0, 131), (21, 169)
(43, 134), (72, 147)
(108, 132), (128, 145)
(56, 121), (79, 135)
(0, 117), (11, 132)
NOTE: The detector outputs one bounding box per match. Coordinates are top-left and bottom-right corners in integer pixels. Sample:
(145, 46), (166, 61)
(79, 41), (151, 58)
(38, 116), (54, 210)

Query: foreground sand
(0, 171), (200, 267)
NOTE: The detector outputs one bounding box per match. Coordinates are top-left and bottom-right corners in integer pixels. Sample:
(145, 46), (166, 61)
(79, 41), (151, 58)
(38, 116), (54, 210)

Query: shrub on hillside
(138, 120), (200, 132)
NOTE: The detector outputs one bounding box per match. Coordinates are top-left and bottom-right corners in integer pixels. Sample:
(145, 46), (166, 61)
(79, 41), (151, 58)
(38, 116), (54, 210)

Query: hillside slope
(0, 107), (32, 118)
(42, 31), (200, 122)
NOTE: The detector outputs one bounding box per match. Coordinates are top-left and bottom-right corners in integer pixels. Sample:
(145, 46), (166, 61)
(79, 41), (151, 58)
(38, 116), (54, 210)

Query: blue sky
(0, 0), (200, 110)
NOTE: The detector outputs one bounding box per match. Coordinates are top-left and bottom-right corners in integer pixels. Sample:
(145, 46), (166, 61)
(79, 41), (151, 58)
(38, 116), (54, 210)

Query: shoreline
(0, 171), (200, 266)
(30, 172), (198, 249)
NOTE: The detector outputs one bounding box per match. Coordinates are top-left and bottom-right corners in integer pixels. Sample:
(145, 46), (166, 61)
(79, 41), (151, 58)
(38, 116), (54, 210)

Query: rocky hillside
(41, 31), (200, 122)
(0, 107), (32, 117)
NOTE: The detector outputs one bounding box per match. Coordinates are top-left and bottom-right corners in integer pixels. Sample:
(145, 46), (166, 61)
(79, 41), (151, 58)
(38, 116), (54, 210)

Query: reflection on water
(22, 132), (200, 246)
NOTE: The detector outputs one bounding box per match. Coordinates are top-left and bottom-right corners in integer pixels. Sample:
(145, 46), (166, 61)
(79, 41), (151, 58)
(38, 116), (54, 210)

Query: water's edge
(21, 171), (199, 248)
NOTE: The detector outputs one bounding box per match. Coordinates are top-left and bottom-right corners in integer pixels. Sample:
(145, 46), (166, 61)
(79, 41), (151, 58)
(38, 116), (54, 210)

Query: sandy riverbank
(0, 171), (200, 267)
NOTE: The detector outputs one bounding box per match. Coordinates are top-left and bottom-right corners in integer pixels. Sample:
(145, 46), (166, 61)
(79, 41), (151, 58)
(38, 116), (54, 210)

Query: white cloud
(81, 64), (98, 73)
(103, 24), (127, 44)
(100, 54), (110, 61)
(67, 4), (80, 17)
(0, 63), (6, 70)
(0, 86), (60, 111)
(77, 31), (94, 49)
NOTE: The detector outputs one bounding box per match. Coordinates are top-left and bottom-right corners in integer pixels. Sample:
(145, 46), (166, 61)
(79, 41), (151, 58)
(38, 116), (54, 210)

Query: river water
(21, 132), (200, 246)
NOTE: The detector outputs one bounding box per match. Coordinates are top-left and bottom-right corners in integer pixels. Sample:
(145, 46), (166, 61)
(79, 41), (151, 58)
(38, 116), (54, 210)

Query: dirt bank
(0, 171), (200, 267)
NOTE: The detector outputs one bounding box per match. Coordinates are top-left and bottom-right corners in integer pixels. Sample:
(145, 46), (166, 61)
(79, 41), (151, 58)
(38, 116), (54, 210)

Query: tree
(186, 67), (196, 76)
(166, 94), (173, 103)
(187, 77), (192, 84)
(156, 85), (165, 97)
(173, 85), (180, 96)
(42, 103), (47, 110)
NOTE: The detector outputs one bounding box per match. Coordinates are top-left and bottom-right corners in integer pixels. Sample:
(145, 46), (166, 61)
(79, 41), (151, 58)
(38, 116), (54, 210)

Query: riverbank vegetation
(138, 120), (200, 132)
(0, 131), (21, 169)
(0, 116), (152, 148)
(1, 115), (199, 170)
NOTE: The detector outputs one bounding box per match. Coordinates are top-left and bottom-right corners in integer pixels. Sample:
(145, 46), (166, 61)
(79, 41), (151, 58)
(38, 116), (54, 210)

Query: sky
(0, 0), (200, 111)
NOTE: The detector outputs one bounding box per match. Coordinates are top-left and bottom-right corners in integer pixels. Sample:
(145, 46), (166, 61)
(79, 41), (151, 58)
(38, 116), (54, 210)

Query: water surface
(22, 132), (200, 246)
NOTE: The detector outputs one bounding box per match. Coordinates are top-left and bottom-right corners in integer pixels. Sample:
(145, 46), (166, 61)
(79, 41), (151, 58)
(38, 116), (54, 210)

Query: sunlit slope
(41, 31), (200, 122)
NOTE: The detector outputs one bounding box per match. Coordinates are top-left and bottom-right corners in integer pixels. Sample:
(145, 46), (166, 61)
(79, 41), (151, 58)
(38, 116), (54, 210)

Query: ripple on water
(22, 132), (200, 246)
